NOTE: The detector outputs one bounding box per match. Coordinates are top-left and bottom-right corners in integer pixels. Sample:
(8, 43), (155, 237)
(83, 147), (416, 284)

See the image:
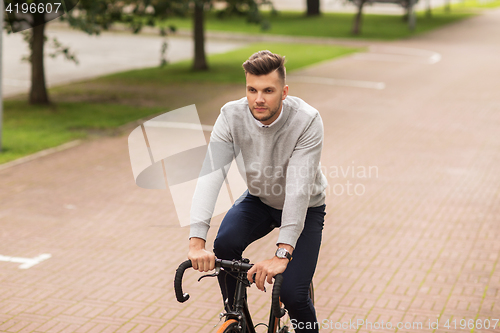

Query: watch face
(276, 248), (287, 258)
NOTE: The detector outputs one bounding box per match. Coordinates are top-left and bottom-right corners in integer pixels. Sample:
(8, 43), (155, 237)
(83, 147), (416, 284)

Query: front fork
(216, 269), (256, 333)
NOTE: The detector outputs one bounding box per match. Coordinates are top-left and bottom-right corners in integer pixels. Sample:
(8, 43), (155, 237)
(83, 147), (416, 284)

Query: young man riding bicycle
(188, 50), (328, 333)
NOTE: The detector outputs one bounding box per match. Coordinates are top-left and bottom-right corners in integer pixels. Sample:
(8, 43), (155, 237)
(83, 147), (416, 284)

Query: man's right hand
(188, 237), (215, 272)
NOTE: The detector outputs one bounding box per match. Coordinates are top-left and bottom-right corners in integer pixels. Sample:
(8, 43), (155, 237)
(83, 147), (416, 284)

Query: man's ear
(282, 85), (289, 100)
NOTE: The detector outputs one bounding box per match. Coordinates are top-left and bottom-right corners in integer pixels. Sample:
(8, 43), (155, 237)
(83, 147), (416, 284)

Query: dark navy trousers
(213, 191), (326, 333)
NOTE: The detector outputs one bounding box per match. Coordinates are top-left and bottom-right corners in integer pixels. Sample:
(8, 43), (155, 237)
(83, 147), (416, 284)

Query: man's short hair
(242, 50), (286, 85)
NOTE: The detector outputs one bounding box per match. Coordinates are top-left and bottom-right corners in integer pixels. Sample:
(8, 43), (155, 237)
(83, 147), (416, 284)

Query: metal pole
(0, 0), (4, 152)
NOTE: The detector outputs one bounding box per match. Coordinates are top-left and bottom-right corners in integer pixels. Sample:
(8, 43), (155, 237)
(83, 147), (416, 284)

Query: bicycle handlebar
(174, 259), (254, 303)
(174, 259), (286, 318)
(272, 273), (286, 318)
(174, 260), (193, 302)
(217, 258), (254, 271)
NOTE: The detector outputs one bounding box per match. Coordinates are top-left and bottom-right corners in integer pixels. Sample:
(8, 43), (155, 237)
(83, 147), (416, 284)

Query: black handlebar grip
(271, 273), (286, 318)
(174, 260), (193, 303)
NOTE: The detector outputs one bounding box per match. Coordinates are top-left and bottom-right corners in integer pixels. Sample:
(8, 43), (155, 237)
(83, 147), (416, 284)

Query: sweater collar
(247, 98), (290, 133)
(252, 105), (284, 128)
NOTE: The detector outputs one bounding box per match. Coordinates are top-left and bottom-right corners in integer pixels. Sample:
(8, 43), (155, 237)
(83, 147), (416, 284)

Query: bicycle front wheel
(216, 319), (240, 333)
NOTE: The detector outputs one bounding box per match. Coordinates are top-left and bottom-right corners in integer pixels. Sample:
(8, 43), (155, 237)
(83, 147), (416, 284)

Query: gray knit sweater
(189, 95), (328, 248)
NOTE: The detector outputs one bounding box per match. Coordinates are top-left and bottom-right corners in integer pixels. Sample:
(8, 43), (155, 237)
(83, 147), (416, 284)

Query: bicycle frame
(225, 267), (257, 333)
(220, 261), (279, 333)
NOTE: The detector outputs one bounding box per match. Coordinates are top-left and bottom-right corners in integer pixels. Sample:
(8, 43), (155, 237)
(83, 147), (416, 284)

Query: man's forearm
(189, 140), (235, 240)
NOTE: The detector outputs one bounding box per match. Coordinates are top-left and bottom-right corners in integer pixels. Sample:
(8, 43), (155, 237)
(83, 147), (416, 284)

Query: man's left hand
(247, 256), (289, 291)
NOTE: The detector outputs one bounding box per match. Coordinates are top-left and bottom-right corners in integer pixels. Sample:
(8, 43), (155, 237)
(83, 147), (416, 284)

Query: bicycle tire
(216, 319), (240, 333)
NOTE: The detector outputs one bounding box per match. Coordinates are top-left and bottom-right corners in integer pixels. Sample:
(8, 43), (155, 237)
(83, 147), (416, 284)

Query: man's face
(246, 71), (289, 125)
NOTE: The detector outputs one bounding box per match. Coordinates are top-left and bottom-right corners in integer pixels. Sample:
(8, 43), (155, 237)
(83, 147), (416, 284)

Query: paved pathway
(1, 8), (500, 333)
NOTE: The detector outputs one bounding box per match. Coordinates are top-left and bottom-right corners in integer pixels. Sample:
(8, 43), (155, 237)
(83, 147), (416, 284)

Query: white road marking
(288, 76), (386, 90)
(353, 46), (442, 64)
(144, 122), (214, 132)
(0, 253), (52, 269)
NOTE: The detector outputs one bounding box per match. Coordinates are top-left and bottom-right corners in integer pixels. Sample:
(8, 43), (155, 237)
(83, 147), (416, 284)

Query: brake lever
(197, 266), (221, 282)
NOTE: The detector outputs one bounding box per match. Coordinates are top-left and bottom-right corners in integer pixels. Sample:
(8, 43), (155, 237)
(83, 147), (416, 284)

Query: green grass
(455, 0), (500, 8)
(1, 42), (360, 165)
(0, 101), (164, 164)
(102, 42), (360, 85)
(157, 6), (478, 40)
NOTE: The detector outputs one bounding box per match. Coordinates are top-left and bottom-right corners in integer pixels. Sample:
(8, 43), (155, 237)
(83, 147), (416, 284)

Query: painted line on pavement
(0, 253), (52, 269)
(144, 122), (214, 132)
(288, 76), (386, 90)
(353, 46), (442, 64)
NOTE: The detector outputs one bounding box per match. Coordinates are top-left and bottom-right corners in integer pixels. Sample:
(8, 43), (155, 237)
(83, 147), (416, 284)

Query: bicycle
(174, 258), (314, 333)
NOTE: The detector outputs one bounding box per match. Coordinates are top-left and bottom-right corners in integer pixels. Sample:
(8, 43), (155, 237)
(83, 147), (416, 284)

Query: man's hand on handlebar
(188, 237), (215, 272)
(247, 256), (288, 291)
(248, 244), (293, 291)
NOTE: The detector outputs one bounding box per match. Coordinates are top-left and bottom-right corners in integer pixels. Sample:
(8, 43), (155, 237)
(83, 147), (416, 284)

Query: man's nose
(256, 92), (265, 104)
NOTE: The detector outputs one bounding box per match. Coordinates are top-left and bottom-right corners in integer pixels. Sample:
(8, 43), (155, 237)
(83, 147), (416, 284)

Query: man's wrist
(277, 243), (294, 254)
(189, 237), (206, 251)
(275, 245), (293, 262)
(274, 256), (290, 265)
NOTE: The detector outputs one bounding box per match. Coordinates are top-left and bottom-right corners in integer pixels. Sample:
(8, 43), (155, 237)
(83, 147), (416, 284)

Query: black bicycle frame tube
(242, 300), (256, 333)
(267, 311), (277, 333)
(233, 270), (256, 333)
(231, 268), (281, 333)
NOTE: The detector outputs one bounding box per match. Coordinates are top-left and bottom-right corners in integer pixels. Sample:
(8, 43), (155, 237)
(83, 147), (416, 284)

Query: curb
(0, 140), (82, 172)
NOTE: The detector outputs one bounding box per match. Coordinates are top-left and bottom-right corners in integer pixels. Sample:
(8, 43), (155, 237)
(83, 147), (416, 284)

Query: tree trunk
(193, 1), (208, 71)
(408, 0), (416, 31)
(306, 0), (321, 16)
(352, 0), (366, 35)
(30, 12), (50, 105)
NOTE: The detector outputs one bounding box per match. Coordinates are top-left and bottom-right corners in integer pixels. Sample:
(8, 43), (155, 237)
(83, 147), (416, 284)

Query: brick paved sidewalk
(1, 9), (500, 333)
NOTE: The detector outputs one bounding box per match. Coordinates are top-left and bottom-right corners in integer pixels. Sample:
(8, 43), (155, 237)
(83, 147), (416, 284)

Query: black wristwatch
(275, 248), (293, 262)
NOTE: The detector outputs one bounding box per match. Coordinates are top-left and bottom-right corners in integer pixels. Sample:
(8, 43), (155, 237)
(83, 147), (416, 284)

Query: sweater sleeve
(189, 112), (234, 240)
(277, 113), (324, 248)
